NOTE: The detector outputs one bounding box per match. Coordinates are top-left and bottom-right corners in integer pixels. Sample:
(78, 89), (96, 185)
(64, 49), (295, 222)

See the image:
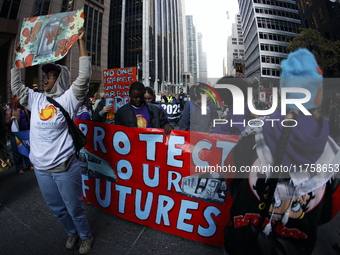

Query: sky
(184, 0), (240, 78)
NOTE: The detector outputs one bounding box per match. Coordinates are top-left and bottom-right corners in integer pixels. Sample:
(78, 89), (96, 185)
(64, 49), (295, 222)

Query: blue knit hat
(280, 48), (323, 110)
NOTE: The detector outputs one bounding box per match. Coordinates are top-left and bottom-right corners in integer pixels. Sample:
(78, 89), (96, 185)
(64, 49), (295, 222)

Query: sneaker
(66, 234), (79, 250)
(79, 237), (94, 254)
(18, 170), (24, 175)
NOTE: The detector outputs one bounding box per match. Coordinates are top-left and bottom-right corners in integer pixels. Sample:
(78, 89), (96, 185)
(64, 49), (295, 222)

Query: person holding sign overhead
(11, 27), (94, 254)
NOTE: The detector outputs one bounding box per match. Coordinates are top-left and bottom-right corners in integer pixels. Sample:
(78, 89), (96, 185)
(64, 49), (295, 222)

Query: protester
(0, 96), (11, 172)
(144, 87), (168, 118)
(76, 99), (92, 121)
(177, 87), (187, 111)
(115, 82), (173, 135)
(211, 103), (255, 136)
(161, 92), (167, 103)
(5, 96), (33, 174)
(12, 28), (94, 254)
(179, 84), (219, 132)
(92, 92), (103, 112)
(222, 48), (340, 255)
(92, 97), (112, 123)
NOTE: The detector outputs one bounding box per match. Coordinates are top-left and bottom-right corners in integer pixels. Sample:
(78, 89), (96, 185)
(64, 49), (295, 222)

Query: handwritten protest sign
(102, 67), (137, 121)
(15, 8), (84, 68)
(76, 119), (238, 246)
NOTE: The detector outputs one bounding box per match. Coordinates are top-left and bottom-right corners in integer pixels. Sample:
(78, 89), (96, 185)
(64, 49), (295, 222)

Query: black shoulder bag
(46, 97), (87, 154)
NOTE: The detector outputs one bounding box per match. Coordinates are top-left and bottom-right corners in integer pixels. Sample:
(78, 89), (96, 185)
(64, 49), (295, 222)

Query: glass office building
(108, 0), (186, 92)
(238, 0), (300, 89)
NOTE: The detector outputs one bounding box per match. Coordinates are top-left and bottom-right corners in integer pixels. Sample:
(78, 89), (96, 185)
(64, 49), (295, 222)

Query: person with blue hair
(222, 48), (340, 255)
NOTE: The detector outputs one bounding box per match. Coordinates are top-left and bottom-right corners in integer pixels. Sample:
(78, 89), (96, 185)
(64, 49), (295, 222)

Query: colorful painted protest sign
(15, 8), (84, 68)
(102, 67), (137, 121)
(76, 119), (238, 246)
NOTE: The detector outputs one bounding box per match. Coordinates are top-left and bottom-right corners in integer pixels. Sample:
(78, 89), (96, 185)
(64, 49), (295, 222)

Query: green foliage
(287, 28), (340, 77)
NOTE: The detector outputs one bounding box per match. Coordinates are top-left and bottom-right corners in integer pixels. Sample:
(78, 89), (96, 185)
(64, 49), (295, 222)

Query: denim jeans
(34, 156), (92, 239)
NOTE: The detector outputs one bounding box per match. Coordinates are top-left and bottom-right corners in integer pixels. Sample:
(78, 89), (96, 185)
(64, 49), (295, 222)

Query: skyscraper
(226, 14), (245, 77)
(197, 32), (207, 81)
(108, 0), (186, 93)
(186, 15), (198, 83)
(238, 0), (300, 91)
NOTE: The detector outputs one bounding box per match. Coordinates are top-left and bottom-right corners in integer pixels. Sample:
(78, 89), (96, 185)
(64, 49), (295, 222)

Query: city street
(0, 160), (340, 255)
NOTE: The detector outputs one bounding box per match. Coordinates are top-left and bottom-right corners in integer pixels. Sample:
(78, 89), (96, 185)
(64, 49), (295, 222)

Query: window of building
(84, 4), (102, 66)
(33, 0), (51, 17)
(0, 0), (21, 19)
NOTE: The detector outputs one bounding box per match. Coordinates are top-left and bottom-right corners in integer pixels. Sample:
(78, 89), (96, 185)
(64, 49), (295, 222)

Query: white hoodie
(11, 56), (91, 170)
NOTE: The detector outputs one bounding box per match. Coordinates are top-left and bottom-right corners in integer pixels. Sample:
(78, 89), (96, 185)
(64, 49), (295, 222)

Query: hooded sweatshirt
(11, 56), (91, 170)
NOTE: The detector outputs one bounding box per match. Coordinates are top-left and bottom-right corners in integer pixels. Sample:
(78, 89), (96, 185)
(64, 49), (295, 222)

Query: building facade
(296, 0), (340, 41)
(107, 0), (186, 94)
(0, 0), (109, 102)
(226, 14), (245, 77)
(186, 15), (198, 84)
(197, 32), (207, 81)
(238, 0), (300, 91)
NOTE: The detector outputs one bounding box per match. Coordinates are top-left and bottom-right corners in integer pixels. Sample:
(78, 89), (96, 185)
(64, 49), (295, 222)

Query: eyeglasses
(43, 73), (58, 80)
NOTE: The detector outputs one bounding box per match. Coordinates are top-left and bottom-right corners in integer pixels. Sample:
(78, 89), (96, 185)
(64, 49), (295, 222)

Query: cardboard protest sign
(15, 8), (84, 68)
(102, 67), (137, 122)
(76, 119), (238, 246)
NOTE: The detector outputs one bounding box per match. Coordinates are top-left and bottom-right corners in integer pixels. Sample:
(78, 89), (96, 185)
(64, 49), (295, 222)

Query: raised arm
(72, 27), (92, 101)
(11, 43), (29, 107)
(78, 27), (87, 57)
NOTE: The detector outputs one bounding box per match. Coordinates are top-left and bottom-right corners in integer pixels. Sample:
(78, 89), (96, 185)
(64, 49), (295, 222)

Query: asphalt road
(0, 160), (340, 255)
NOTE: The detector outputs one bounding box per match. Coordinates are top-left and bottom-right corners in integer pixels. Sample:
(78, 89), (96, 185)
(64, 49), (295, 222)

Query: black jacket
(115, 102), (168, 128)
(92, 99), (106, 122)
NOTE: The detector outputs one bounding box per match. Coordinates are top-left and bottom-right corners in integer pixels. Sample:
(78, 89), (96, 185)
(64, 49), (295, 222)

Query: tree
(287, 28), (340, 77)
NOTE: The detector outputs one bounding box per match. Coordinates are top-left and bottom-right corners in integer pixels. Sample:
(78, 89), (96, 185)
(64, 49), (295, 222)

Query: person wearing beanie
(222, 48), (340, 255)
(11, 28), (94, 254)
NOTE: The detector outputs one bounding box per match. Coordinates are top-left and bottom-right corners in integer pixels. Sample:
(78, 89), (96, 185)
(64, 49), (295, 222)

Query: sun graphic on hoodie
(38, 104), (57, 121)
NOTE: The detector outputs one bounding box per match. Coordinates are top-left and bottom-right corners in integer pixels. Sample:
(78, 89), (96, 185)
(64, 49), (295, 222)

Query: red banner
(76, 119), (238, 246)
